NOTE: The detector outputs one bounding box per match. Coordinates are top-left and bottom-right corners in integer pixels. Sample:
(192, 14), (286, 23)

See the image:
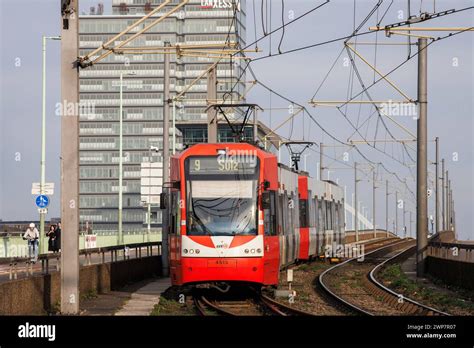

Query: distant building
(78, 0), (250, 233)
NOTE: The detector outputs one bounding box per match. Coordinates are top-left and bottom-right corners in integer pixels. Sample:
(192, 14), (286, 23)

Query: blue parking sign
(35, 195), (50, 208)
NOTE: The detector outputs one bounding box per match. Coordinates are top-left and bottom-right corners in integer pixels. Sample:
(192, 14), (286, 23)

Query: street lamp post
(118, 71), (136, 245)
(39, 35), (60, 254)
(147, 145), (159, 241)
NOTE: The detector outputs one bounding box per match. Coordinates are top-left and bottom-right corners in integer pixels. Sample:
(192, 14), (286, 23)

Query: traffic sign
(32, 183), (54, 195)
(35, 195), (50, 208)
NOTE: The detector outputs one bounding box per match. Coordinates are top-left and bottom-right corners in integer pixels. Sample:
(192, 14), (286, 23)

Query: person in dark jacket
(47, 225), (56, 252)
(54, 222), (61, 252)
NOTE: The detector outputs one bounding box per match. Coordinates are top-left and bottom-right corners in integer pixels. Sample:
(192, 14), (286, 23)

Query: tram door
(263, 190), (279, 284)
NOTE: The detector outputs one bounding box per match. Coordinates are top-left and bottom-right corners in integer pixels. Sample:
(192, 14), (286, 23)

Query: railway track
(302, 237), (403, 315)
(194, 237), (406, 316)
(318, 239), (449, 316)
(294, 237), (404, 315)
(193, 290), (314, 316)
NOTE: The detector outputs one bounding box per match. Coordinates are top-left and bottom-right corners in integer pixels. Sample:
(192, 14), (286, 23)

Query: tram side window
(321, 200), (327, 231)
(277, 194), (284, 235)
(326, 201), (333, 230)
(309, 196), (316, 228)
(281, 194), (286, 234)
(339, 202), (345, 231)
(262, 191), (277, 236)
(318, 199), (324, 233)
(299, 199), (309, 228)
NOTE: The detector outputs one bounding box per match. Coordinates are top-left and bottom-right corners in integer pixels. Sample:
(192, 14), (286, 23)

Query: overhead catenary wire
(278, 0), (285, 54)
(222, 5), (473, 200)
(248, 65), (416, 199)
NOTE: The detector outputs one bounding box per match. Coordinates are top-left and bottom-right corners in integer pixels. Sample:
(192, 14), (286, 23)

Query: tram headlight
(189, 249), (195, 254)
(257, 248), (262, 254)
(250, 249), (255, 254)
(195, 249), (200, 254)
(183, 249), (188, 254)
(244, 249), (249, 254)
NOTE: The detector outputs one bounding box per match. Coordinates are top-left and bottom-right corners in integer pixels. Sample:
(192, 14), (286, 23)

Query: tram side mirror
(263, 180), (270, 190)
(159, 192), (167, 210)
(261, 191), (270, 210)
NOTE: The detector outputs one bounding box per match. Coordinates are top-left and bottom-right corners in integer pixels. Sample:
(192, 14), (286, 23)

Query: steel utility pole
(416, 37), (428, 276)
(447, 179), (452, 230)
(117, 70), (136, 244)
(253, 108), (258, 143)
(395, 191), (398, 237)
(207, 65), (217, 143)
(372, 171), (377, 238)
(445, 170), (449, 231)
(386, 180), (389, 237)
(162, 41), (171, 277)
(403, 195), (406, 238)
(354, 162), (359, 242)
(410, 211), (413, 238)
(60, 0), (79, 314)
(451, 189), (455, 232)
(320, 143), (324, 181)
(435, 137), (439, 233)
(441, 159), (445, 230)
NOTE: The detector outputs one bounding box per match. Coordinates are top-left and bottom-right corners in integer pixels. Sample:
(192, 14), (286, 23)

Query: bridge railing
(0, 230), (161, 257)
(0, 241), (162, 281)
(344, 229), (398, 244)
(428, 241), (474, 263)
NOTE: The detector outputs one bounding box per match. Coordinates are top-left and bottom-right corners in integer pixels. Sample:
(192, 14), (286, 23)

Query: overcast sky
(0, 0), (472, 240)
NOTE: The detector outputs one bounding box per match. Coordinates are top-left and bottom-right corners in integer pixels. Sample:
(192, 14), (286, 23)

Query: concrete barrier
(0, 256), (162, 315)
(426, 256), (474, 290)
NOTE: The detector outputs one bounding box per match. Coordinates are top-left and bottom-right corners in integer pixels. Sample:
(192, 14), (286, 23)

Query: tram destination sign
(187, 155), (258, 176)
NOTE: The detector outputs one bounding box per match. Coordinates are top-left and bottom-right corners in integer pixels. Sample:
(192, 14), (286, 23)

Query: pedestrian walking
(47, 225), (56, 253)
(54, 222), (61, 252)
(23, 223), (39, 263)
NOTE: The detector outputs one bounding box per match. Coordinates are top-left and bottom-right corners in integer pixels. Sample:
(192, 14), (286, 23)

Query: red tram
(164, 142), (345, 287)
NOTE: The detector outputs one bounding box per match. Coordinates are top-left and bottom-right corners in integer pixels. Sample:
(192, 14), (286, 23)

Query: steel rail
(369, 246), (450, 316)
(318, 239), (411, 316)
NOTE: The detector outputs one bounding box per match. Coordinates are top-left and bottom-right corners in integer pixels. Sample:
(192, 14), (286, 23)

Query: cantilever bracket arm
(344, 43), (414, 103)
(78, 0), (188, 68)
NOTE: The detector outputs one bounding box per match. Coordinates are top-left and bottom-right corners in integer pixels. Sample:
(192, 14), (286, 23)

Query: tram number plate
(207, 260), (236, 268)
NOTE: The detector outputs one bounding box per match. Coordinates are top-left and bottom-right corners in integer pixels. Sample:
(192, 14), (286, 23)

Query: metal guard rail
(428, 241), (474, 263)
(1, 241), (162, 280)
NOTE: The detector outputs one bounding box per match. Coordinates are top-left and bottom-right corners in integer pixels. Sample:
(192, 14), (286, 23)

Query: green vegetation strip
(150, 287), (196, 316)
(380, 264), (474, 313)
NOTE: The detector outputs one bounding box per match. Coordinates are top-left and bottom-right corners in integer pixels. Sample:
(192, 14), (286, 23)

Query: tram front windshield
(185, 156), (259, 236)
